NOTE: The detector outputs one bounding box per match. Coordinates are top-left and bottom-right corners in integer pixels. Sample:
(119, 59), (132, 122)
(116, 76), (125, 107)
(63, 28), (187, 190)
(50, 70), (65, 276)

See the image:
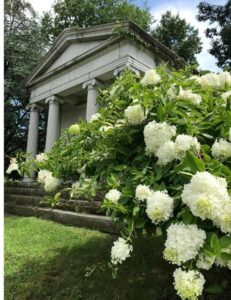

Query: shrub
(8, 67), (231, 299)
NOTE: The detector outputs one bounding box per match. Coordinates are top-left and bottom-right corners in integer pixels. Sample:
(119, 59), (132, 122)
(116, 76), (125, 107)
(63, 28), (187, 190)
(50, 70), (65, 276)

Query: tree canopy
(4, 0), (46, 159)
(41, 0), (153, 44)
(197, 0), (231, 69)
(152, 11), (202, 65)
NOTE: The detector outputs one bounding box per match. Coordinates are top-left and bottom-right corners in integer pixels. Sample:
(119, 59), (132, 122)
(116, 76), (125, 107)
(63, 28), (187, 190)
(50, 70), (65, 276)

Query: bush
(8, 66), (231, 299)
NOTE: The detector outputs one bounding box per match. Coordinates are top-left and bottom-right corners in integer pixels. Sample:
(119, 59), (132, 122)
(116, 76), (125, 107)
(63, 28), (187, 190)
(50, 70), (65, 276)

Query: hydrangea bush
(7, 67), (231, 299)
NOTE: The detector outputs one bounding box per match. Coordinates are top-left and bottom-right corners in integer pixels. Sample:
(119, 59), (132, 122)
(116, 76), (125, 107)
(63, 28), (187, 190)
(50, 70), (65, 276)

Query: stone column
(24, 103), (41, 181)
(45, 96), (63, 152)
(83, 79), (101, 121)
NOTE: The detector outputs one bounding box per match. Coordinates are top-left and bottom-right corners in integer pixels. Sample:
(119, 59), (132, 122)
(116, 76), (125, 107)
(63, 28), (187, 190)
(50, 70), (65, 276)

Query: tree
(197, 1), (231, 69)
(41, 0), (153, 44)
(152, 11), (202, 65)
(4, 0), (46, 161)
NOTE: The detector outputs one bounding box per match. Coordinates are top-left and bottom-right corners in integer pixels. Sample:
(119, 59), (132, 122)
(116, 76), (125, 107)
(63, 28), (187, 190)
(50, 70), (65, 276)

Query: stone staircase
(4, 181), (119, 234)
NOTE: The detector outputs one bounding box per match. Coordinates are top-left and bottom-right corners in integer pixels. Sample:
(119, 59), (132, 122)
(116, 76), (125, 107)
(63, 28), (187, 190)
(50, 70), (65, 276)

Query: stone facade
(25, 21), (182, 179)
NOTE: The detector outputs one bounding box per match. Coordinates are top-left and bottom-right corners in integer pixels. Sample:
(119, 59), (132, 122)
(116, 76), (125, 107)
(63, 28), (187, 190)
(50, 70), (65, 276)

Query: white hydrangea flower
(6, 158), (19, 174)
(196, 71), (231, 89)
(89, 113), (101, 123)
(140, 69), (161, 86)
(156, 141), (178, 165)
(146, 191), (173, 224)
(44, 177), (60, 192)
(176, 87), (202, 105)
(164, 223), (206, 265)
(99, 125), (114, 132)
(37, 169), (60, 192)
(35, 153), (48, 163)
(144, 121), (176, 155)
(173, 268), (205, 300)
(111, 237), (133, 265)
(196, 253), (215, 270)
(218, 71), (231, 87)
(124, 104), (145, 125)
(105, 189), (121, 204)
(68, 124), (80, 135)
(211, 139), (231, 161)
(221, 90), (231, 106)
(181, 172), (231, 233)
(175, 134), (200, 154)
(135, 184), (151, 202)
(196, 72), (221, 89)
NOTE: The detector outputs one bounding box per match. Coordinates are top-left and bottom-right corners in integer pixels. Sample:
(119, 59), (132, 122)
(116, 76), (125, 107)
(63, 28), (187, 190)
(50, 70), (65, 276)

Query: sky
(28, 0), (227, 72)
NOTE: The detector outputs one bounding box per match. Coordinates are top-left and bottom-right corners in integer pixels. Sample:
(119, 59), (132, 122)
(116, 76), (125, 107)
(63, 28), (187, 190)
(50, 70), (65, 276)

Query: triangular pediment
(26, 21), (183, 87)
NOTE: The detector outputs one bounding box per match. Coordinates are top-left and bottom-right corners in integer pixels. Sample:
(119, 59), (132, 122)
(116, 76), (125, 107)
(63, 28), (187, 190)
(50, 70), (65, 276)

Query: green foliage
(15, 67), (231, 298)
(4, 0), (46, 159)
(152, 11), (202, 65)
(197, 0), (231, 69)
(41, 0), (153, 44)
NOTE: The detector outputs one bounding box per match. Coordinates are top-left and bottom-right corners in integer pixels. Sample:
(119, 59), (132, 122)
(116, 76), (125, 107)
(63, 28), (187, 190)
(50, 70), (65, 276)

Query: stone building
(25, 21), (181, 160)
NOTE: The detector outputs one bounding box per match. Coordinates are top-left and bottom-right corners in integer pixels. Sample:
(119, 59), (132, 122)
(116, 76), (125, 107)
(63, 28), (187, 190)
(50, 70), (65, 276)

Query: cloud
(150, 1), (221, 72)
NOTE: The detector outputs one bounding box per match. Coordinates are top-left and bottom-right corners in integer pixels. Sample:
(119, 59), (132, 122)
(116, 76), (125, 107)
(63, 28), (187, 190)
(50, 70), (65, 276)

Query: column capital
(45, 95), (63, 105)
(26, 103), (42, 112)
(82, 78), (102, 90)
(113, 65), (140, 77)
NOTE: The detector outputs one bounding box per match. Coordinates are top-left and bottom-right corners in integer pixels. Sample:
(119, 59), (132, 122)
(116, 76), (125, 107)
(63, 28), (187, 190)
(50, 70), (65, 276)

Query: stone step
(5, 194), (43, 206)
(5, 194), (103, 214)
(5, 204), (119, 234)
(5, 186), (45, 197)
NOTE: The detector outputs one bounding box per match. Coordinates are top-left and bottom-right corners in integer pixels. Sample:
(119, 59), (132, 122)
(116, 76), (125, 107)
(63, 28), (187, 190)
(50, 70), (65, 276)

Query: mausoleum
(25, 21), (182, 159)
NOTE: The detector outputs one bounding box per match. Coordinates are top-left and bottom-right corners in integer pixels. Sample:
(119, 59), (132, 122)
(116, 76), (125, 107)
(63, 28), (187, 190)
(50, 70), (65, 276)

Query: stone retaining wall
(4, 181), (119, 234)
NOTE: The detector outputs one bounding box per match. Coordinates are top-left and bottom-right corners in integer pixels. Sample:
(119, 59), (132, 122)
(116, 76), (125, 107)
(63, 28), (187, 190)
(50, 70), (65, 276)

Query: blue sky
(135, 0), (227, 71)
(29, 0), (227, 71)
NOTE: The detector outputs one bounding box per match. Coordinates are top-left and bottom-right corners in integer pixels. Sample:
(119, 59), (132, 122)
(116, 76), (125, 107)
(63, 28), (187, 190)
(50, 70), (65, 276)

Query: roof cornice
(26, 21), (184, 87)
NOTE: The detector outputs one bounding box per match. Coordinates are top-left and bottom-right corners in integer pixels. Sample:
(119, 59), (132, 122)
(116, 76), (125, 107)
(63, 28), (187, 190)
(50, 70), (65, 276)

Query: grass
(4, 215), (231, 300)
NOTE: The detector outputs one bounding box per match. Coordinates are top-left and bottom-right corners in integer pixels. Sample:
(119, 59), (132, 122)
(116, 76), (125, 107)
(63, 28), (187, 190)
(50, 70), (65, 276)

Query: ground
(4, 215), (231, 300)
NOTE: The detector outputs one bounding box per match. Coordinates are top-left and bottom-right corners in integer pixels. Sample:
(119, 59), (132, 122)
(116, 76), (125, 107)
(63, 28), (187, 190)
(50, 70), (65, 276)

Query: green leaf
(185, 151), (205, 173)
(205, 284), (223, 294)
(210, 233), (220, 255)
(220, 252), (231, 261)
(220, 236), (231, 249)
(133, 206), (140, 217)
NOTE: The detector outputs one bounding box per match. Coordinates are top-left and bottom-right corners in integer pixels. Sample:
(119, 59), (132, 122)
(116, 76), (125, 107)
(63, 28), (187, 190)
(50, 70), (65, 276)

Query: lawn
(4, 215), (231, 300)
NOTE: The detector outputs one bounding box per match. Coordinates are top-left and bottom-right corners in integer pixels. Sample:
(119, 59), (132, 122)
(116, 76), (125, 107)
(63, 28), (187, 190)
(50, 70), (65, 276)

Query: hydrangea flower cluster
(181, 172), (231, 233)
(140, 69), (161, 86)
(6, 158), (19, 174)
(144, 123), (200, 165)
(68, 123), (80, 135)
(144, 121), (176, 155)
(211, 139), (231, 161)
(221, 90), (231, 106)
(105, 189), (121, 204)
(37, 169), (60, 192)
(146, 191), (173, 224)
(89, 113), (101, 123)
(196, 71), (231, 89)
(135, 184), (151, 202)
(111, 237), (133, 265)
(35, 153), (48, 163)
(173, 268), (205, 300)
(176, 87), (202, 105)
(124, 104), (145, 125)
(164, 223), (206, 265)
